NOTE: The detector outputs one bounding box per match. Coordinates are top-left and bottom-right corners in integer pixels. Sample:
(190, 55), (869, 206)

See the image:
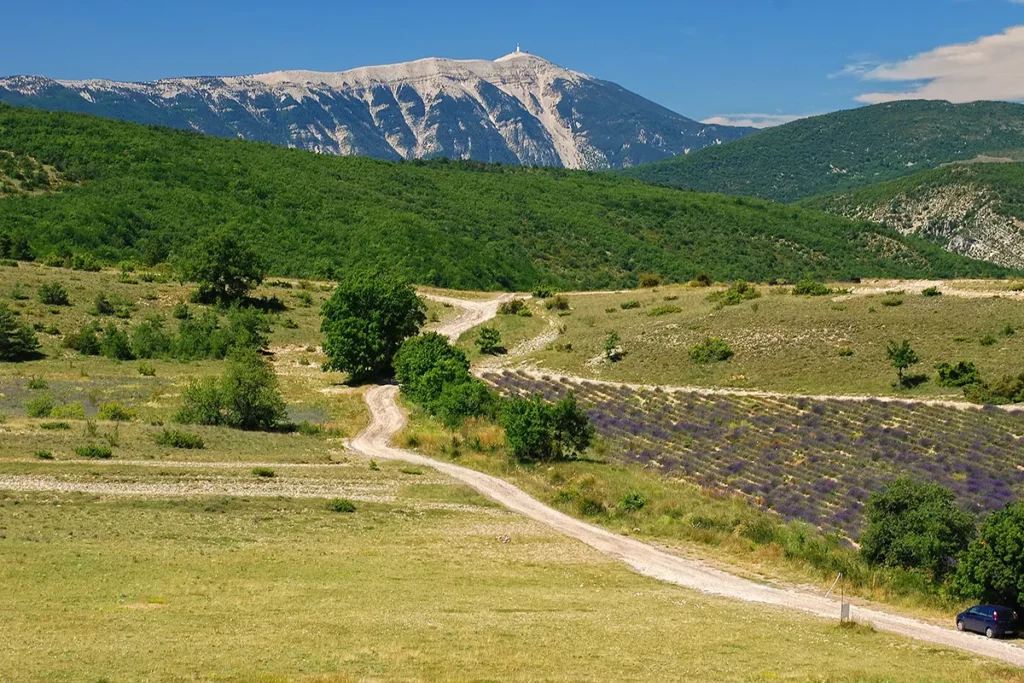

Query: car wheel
(957, 621), (964, 631)
(986, 627), (995, 639)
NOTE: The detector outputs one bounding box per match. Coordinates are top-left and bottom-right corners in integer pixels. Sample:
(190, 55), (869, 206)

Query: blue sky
(2, 0), (1024, 126)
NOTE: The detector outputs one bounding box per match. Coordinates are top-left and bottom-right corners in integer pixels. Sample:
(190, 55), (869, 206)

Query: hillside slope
(802, 162), (1024, 269)
(0, 52), (753, 170)
(0, 105), (1010, 289)
(620, 101), (1024, 202)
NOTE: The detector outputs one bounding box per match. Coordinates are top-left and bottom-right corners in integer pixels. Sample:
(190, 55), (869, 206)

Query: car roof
(979, 604), (1018, 611)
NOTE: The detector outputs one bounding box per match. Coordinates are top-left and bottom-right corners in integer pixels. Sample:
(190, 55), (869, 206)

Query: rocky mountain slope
(0, 52), (753, 169)
(803, 161), (1024, 269)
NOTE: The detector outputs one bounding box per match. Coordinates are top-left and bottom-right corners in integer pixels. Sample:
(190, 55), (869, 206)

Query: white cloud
(851, 25), (1024, 104)
(700, 112), (815, 129)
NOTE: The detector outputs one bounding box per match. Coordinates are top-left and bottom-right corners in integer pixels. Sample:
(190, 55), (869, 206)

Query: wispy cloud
(701, 113), (816, 129)
(849, 25), (1024, 104)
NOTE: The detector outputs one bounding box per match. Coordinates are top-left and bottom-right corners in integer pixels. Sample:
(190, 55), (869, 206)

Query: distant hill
(620, 101), (1024, 203)
(0, 52), (754, 170)
(0, 105), (1010, 290)
(802, 161), (1024, 270)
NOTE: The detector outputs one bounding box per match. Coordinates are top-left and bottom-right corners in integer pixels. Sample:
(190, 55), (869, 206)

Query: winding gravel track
(346, 293), (1024, 667)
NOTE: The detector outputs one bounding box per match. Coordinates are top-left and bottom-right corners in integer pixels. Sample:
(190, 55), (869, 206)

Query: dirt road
(421, 292), (518, 342)
(346, 293), (1024, 667)
(349, 383), (1024, 666)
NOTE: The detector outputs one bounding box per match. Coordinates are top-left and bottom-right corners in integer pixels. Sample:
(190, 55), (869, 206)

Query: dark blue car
(956, 605), (1019, 638)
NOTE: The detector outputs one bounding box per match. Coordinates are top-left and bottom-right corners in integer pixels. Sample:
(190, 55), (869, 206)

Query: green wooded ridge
(620, 101), (1024, 204)
(0, 104), (1010, 290)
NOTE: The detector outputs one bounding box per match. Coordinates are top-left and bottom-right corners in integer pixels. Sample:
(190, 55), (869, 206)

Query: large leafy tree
(0, 304), (41, 361)
(947, 503), (1024, 607)
(320, 271), (426, 382)
(860, 476), (975, 581)
(179, 230), (267, 304)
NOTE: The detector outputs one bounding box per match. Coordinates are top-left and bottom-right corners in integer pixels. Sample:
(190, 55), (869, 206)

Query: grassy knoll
(515, 281), (1024, 397)
(2, 481), (1021, 681)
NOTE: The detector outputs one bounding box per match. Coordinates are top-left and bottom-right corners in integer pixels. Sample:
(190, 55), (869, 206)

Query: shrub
(320, 270), (426, 382)
(96, 402), (135, 422)
(689, 338), (733, 363)
(175, 377), (224, 426)
(34, 450), (54, 460)
(1001, 323), (1016, 337)
(100, 324), (134, 360)
(252, 467), (275, 478)
(63, 322), (102, 355)
(838, 347), (854, 357)
(860, 476), (975, 582)
(638, 272), (661, 288)
(691, 273), (713, 287)
(980, 334), (997, 347)
(620, 300), (641, 310)
(293, 290), (314, 307)
(153, 429), (205, 449)
(394, 332), (495, 427)
(619, 491), (647, 513)
(500, 392), (593, 462)
(712, 281), (761, 307)
(0, 304), (40, 360)
(92, 293), (115, 315)
(219, 349), (287, 430)
(604, 332), (623, 362)
(75, 445), (113, 459)
(475, 327), (504, 355)
(27, 376), (47, 390)
(38, 282), (70, 306)
(532, 287), (553, 299)
(26, 393), (55, 418)
(648, 304), (682, 317)
(39, 421), (70, 430)
(138, 362), (156, 376)
(922, 286), (942, 297)
(792, 279), (833, 296)
(329, 498), (357, 513)
(52, 402), (86, 419)
(131, 317), (172, 359)
(545, 294), (570, 311)
(433, 380), (499, 429)
(172, 301), (190, 320)
(880, 294), (903, 307)
(947, 502), (1024, 607)
(498, 299), (527, 315)
(935, 361), (981, 388)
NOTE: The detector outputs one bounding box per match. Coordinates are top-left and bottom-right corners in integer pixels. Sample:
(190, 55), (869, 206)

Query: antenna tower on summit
(516, 42), (521, 53)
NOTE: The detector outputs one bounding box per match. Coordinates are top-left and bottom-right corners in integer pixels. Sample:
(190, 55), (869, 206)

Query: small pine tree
(0, 304), (41, 361)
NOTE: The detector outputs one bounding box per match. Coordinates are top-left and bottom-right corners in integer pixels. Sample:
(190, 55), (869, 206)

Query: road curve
(346, 293), (1024, 667)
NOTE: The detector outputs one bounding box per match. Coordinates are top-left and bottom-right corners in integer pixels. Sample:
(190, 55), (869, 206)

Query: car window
(969, 607), (984, 615)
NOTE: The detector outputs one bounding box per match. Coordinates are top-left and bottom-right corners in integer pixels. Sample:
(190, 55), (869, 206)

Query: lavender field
(486, 371), (1024, 536)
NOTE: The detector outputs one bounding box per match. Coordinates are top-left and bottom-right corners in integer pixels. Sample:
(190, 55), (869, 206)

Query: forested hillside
(803, 162), (1024, 269)
(0, 105), (1010, 289)
(620, 101), (1024, 203)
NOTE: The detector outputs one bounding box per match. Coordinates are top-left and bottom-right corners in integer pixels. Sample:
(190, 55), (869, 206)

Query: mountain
(0, 52), (754, 170)
(802, 161), (1024, 270)
(620, 101), (1024, 202)
(0, 105), (1009, 289)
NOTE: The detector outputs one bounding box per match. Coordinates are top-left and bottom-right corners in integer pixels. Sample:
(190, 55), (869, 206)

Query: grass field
(4, 264), (1024, 679)
(516, 281), (1024, 397)
(3, 469), (1022, 682)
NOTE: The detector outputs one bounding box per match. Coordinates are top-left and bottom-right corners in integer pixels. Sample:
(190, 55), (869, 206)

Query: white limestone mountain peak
(0, 54), (755, 169)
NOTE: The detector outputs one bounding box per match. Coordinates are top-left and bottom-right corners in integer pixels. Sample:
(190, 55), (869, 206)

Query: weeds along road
(349, 293), (1024, 668)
